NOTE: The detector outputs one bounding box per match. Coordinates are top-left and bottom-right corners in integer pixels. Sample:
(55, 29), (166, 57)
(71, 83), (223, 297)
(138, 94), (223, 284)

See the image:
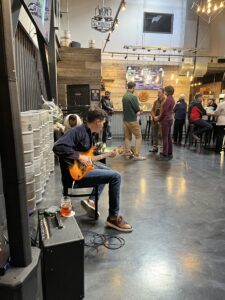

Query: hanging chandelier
(192, 0), (225, 23)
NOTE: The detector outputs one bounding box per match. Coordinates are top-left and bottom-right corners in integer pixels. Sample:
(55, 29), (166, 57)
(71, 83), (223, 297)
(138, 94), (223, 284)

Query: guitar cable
(82, 230), (125, 257)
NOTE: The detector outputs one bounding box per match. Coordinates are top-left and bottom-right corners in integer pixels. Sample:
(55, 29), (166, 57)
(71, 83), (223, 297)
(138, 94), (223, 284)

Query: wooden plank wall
(102, 60), (191, 111)
(57, 47), (101, 106)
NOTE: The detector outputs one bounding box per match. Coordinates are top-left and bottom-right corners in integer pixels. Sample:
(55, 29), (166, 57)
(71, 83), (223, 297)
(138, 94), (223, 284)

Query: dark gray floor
(39, 140), (225, 300)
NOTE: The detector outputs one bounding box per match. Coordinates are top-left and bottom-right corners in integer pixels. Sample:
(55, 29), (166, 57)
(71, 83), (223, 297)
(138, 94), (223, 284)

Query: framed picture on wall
(90, 89), (100, 101)
(126, 66), (164, 90)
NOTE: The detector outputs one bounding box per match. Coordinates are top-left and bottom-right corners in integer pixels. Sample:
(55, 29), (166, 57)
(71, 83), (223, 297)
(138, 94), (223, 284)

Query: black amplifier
(39, 213), (84, 300)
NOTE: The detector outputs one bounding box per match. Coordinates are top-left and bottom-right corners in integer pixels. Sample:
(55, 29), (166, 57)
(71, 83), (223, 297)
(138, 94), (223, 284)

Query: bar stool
(144, 117), (151, 140)
(185, 123), (201, 147)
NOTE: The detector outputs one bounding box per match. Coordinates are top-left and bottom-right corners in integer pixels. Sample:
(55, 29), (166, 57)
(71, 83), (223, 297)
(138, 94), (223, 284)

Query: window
(143, 12), (173, 34)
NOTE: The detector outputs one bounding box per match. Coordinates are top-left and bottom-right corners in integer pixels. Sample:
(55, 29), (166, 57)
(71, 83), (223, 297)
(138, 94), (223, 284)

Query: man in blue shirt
(53, 108), (132, 232)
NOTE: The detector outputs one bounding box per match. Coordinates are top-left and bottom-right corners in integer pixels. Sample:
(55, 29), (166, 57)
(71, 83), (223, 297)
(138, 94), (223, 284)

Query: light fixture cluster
(190, 82), (202, 87)
(192, 0), (225, 23)
(196, 0), (224, 14)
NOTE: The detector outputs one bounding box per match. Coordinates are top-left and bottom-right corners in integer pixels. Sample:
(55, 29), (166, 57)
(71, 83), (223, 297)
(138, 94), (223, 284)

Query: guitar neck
(91, 152), (112, 162)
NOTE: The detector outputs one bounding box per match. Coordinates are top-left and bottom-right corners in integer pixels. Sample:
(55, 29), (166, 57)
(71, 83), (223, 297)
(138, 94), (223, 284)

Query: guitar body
(69, 147), (96, 181)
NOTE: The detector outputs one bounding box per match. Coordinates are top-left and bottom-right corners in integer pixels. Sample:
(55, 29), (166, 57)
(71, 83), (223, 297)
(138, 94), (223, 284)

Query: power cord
(82, 230), (125, 257)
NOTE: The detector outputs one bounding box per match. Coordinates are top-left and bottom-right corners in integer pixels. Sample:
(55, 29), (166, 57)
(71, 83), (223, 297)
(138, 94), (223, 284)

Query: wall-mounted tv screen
(143, 12), (173, 34)
(22, 0), (52, 43)
(126, 66), (164, 90)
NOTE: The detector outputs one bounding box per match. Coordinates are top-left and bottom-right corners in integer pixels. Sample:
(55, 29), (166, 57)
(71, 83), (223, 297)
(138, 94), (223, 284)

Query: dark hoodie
(188, 101), (206, 122)
(173, 99), (187, 120)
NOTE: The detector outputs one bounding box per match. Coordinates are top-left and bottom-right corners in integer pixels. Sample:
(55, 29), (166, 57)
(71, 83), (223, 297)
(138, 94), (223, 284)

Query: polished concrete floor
(40, 140), (225, 300)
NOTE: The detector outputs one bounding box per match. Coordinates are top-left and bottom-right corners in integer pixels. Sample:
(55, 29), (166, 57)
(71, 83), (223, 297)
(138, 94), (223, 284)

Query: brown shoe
(105, 216), (133, 232)
(81, 199), (100, 218)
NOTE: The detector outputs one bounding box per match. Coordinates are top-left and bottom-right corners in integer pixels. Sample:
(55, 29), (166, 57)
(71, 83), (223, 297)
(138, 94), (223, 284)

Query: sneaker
(149, 147), (158, 153)
(192, 133), (200, 141)
(107, 136), (112, 140)
(81, 199), (100, 218)
(105, 216), (133, 232)
(133, 155), (146, 161)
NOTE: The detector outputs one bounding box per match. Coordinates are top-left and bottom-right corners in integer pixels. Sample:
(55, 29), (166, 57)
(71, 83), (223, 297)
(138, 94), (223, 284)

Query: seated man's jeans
(193, 119), (213, 135)
(60, 159), (120, 217)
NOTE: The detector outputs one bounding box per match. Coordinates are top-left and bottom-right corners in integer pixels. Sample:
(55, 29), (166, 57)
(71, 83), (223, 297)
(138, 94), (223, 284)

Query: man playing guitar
(53, 108), (132, 232)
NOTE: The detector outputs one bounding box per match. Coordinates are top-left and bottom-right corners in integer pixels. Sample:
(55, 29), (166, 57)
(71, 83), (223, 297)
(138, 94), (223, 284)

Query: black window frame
(143, 12), (174, 34)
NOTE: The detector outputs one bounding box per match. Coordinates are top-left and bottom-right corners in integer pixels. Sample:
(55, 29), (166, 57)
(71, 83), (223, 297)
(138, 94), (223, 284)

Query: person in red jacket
(188, 93), (213, 140)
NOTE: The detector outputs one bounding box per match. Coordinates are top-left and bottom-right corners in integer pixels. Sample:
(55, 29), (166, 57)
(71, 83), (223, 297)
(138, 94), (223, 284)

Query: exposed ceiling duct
(179, 57), (194, 76)
(193, 57), (209, 77)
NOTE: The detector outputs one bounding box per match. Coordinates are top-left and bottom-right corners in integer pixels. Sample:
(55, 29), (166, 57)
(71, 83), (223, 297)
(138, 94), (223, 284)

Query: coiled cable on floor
(82, 230), (125, 256)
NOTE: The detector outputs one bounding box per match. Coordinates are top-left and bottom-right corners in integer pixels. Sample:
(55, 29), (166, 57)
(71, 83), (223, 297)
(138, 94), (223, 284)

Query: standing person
(101, 91), (114, 142)
(149, 88), (165, 152)
(211, 95), (225, 153)
(207, 95), (217, 122)
(122, 81), (146, 160)
(155, 85), (175, 161)
(53, 108), (132, 232)
(173, 94), (187, 145)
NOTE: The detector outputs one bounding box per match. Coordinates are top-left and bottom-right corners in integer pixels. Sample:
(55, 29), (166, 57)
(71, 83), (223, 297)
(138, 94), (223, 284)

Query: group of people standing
(123, 82), (176, 161)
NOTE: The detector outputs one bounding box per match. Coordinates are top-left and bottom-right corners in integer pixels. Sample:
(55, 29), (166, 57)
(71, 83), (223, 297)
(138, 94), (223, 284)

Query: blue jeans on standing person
(77, 163), (120, 216)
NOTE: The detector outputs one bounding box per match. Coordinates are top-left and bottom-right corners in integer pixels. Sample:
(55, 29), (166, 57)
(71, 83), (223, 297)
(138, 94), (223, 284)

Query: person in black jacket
(101, 91), (114, 142)
(173, 94), (187, 145)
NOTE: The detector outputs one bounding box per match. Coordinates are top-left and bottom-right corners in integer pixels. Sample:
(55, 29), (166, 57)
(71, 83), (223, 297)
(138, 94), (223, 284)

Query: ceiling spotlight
(124, 54), (128, 59)
(115, 19), (119, 27)
(168, 56), (171, 62)
(163, 49), (167, 53)
(137, 55), (140, 60)
(147, 49), (151, 52)
(121, 1), (126, 11)
(153, 55), (156, 61)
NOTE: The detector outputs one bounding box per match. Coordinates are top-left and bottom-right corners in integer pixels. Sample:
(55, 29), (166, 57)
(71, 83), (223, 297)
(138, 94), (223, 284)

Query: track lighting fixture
(124, 54), (128, 59)
(153, 55), (156, 61)
(168, 56), (171, 62)
(137, 55), (140, 60)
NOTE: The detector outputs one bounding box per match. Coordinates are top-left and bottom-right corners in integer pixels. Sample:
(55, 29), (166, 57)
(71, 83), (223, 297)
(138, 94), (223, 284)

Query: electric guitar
(69, 146), (123, 181)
